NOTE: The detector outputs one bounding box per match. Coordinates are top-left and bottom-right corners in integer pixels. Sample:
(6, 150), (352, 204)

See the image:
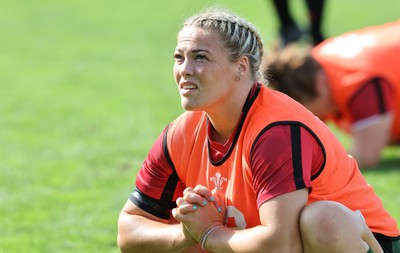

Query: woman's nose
(179, 59), (193, 77)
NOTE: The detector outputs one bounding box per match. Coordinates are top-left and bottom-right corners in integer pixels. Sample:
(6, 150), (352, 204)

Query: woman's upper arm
(247, 124), (321, 251)
(258, 189), (309, 249)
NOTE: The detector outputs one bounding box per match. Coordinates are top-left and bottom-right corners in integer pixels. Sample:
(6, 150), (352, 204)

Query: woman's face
(173, 26), (238, 112)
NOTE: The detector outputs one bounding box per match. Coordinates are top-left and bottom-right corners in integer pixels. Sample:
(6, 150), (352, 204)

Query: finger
(176, 197), (195, 209)
(172, 208), (183, 221)
(183, 186), (210, 206)
(211, 190), (225, 213)
(193, 185), (215, 202)
(183, 187), (196, 196)
(177, 197), (205, 213)
(183, 192), (208, 207)
(176, 197), (185, 206)
(176, 203), (199, 214)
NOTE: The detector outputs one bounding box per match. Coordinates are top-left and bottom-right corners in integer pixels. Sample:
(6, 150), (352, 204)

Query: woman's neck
(206, 82), (254, 143)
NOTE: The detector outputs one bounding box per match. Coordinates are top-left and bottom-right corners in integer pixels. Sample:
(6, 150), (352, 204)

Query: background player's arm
(349, 78), (394, 168)
(352, 112), (394, 168)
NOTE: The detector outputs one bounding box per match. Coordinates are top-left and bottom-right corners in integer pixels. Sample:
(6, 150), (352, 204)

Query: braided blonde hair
(182, 7), (265, 82)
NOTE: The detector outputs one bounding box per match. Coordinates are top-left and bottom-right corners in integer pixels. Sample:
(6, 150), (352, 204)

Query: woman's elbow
(117, 229), (132, 253)
(117, 232), (143, 253)
(117, 233), (127, 252)
(117, 215), (138, 253)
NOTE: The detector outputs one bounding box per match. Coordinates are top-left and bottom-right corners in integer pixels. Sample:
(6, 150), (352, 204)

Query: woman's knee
(299, 201), (371, 252)
(300, 201), (345, 240)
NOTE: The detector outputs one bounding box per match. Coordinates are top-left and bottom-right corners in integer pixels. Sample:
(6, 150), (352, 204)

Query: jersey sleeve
(130, 126), (186, 220)
(348, 78), (394, 127)
(250, 124), (324, 207)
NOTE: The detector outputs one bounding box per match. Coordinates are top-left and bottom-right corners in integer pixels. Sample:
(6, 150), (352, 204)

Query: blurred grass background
(0, 0), (399, 252)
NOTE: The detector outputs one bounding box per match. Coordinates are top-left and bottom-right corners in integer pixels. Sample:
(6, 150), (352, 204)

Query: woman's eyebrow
(192, 49), (210, 54)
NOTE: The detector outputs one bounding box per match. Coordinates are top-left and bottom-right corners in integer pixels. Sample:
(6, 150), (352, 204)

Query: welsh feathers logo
(210, 172), (228, 191)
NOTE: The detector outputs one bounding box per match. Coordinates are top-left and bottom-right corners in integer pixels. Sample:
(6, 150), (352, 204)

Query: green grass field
(1, 0), (399, 252)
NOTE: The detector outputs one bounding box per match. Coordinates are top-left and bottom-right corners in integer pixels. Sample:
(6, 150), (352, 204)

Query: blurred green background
(1, 0), (399, 252)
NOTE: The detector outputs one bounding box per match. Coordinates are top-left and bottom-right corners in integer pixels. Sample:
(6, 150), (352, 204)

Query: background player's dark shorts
(374, 233), (400, 253)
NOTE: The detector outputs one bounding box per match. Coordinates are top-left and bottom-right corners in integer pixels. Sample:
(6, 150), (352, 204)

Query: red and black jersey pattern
(348, 77), (394, 123)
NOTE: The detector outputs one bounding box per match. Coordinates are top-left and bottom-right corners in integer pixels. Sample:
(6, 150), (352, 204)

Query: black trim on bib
(251, 121), (326, 181)
(209, 83), (261, 166)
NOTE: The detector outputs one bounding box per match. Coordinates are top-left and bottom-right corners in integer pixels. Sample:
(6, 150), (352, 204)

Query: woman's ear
(236, 55), (250, 76)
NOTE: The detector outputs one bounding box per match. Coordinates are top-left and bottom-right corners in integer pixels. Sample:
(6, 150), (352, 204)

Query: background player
(266, 20), (400, 168)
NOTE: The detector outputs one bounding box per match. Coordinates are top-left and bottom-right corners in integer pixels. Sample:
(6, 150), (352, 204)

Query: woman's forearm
(117, 211), (196, 253)
(204, 225), (302, 253)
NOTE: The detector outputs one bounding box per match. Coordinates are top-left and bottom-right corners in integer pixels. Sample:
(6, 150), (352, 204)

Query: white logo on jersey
(210, 172), (247, 229)
(210, 172), (227, 191)
(320, 34), (376, 59)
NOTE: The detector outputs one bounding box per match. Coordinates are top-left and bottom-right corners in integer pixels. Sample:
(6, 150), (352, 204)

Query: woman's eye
(195, 54), (207, 60)
(174, 54), (184, 62)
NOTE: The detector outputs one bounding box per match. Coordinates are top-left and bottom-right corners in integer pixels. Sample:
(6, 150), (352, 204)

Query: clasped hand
(172, 185), (226, 242)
